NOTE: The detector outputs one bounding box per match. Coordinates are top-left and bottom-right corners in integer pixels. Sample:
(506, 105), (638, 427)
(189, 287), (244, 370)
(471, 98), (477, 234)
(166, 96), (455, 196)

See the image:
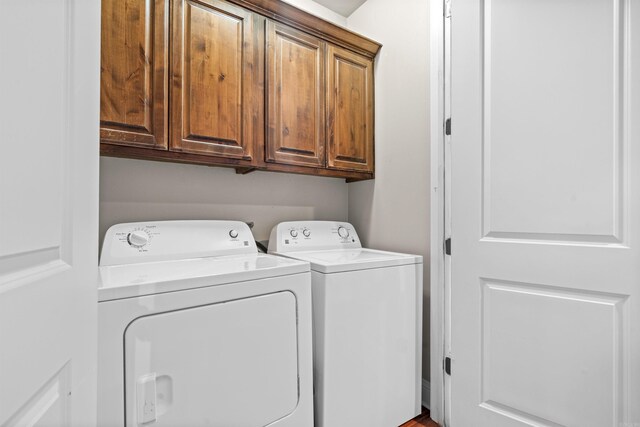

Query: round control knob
(229, 229), (239, 239)
(337, 226), (349, 238)
(127, 230), (149, 248)
(290, 230), (298, 238)
(303, 229), (311, 238)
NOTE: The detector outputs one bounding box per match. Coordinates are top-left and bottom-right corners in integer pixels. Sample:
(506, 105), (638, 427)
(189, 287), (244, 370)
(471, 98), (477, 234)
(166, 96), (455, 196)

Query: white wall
(281, 0), (347, 26)
(346, 0), (431, 380)
(100, 157), (348, 244)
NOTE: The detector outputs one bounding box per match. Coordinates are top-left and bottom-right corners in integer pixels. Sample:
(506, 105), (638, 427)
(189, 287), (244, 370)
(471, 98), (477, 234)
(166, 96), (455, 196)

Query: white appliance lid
(278, 248), (422, 274)
(98, 253), (309, 302)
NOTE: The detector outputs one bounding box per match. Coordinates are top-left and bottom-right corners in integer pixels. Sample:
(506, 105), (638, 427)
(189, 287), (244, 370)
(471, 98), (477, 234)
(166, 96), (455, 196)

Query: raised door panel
(327, 45), (374, 172)
(101, 0), (168, 149)
(266, 21), (325, 167)
(171, 0), (263, 161)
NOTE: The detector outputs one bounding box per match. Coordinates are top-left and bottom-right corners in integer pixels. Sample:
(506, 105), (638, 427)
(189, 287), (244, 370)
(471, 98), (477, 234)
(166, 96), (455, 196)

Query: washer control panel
(268, 221), (361, 253)
(100, 220), (257, 266)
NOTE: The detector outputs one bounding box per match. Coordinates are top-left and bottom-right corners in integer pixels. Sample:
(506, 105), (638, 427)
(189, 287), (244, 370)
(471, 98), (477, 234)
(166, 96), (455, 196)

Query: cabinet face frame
(266, 21), (326, 167)
(170, 0), (264, 162)
(100, 0), (169, 149)
(326, 45), (374, 172)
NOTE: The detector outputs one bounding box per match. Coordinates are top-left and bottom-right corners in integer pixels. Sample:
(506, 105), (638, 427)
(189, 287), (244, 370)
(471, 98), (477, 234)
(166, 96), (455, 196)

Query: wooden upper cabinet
(100, 0), (168, 149)
(171, 0), (264, 161)
(326, 45), (374, 172)
(100, 0), (381, 180)
(266, 21), (325, 167)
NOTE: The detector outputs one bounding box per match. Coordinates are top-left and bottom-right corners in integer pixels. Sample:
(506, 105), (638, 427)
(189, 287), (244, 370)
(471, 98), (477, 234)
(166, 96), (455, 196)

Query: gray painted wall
(347, 0), (431, 381)
(99, 157), (348, 245)
(281, 0), (347, 26)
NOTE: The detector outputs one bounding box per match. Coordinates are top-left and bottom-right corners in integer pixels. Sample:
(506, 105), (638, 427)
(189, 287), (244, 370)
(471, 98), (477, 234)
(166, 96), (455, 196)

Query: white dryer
(98, 220), (314, 427)
(269, 221), (423, 427)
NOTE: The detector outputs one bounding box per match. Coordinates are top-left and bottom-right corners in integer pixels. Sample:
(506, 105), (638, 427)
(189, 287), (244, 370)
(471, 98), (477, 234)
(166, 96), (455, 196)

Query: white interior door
(449, 0), (639, 426)
(0, 0), (100, 425)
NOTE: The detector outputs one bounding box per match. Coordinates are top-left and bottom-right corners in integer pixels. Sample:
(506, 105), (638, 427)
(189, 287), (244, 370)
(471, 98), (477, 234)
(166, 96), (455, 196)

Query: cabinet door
(327, 45), (374, 172)
(171, 0), (263, 161)
(266, 21), (325, 167)
(101, 0), (168, 149)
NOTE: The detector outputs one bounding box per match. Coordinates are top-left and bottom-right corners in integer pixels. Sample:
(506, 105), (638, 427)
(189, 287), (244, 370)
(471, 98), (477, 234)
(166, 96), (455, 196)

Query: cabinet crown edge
(226, 0), (382, 58)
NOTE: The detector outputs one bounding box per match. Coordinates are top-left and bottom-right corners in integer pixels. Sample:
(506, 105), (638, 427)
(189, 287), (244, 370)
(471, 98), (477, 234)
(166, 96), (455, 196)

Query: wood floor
(400, 408), (439, 427)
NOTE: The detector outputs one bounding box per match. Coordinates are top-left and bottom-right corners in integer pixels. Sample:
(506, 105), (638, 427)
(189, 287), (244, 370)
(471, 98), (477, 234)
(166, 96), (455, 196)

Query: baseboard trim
(422, 379), (431, 410)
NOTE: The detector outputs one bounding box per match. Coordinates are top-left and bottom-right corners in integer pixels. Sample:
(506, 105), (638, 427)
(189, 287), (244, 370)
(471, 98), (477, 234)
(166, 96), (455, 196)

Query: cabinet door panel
(171, 0), (263, 161)
(267, 21), (325, 166)
(327, 45), (374, 172)
(101, 0), (168, 149)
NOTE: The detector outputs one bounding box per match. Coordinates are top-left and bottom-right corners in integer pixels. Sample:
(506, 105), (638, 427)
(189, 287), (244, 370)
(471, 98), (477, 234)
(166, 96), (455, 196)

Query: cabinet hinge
(445, 0), (451, 18)
(444, 357), (452, 375)
(444, 238), (451, 256)
(445, 118), (451, 136)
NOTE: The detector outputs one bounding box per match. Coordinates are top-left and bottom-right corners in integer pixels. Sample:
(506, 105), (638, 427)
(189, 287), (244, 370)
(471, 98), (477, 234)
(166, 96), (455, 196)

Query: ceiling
(312, 0), (368, 17)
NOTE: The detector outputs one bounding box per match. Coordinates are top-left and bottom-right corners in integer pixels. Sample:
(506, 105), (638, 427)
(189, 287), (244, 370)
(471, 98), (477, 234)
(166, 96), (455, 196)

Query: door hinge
(444, 357), (452, 375)
(445, 118), (451, 136)
(445, 0), (451, 18)
(444, 237), (451, 256)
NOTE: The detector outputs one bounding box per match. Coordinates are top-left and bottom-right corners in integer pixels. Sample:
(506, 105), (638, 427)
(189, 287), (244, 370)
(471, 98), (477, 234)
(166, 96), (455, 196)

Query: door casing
(429, 0), (447, 425)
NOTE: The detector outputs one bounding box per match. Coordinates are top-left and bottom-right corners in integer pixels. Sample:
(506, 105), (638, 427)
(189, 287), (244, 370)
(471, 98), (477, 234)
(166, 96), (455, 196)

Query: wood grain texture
(100, 0), (168, 148)
(223, 0), (381, 58)
(100, 144), (373, 181)
(400, 408), (440, 427)
(327, 44), (374, 173)
(170, 0), (264, 162)
(247, 159), (372, 180)
(266, 21), (325, 167)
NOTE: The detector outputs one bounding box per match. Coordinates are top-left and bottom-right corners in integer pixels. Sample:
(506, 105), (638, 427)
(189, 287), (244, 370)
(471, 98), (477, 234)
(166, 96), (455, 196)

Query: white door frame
(429, 0), (447, 424)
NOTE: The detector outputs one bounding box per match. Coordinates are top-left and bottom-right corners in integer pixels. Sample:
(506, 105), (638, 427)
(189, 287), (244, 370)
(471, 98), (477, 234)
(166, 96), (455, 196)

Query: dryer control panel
(268, 221), (362, 253)
(100, 220), (257, 266)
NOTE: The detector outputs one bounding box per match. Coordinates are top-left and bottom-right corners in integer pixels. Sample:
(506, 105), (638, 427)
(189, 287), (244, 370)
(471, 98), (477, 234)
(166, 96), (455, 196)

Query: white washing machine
(98, 220), (314, 427)
(269, 221), (423, 427)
